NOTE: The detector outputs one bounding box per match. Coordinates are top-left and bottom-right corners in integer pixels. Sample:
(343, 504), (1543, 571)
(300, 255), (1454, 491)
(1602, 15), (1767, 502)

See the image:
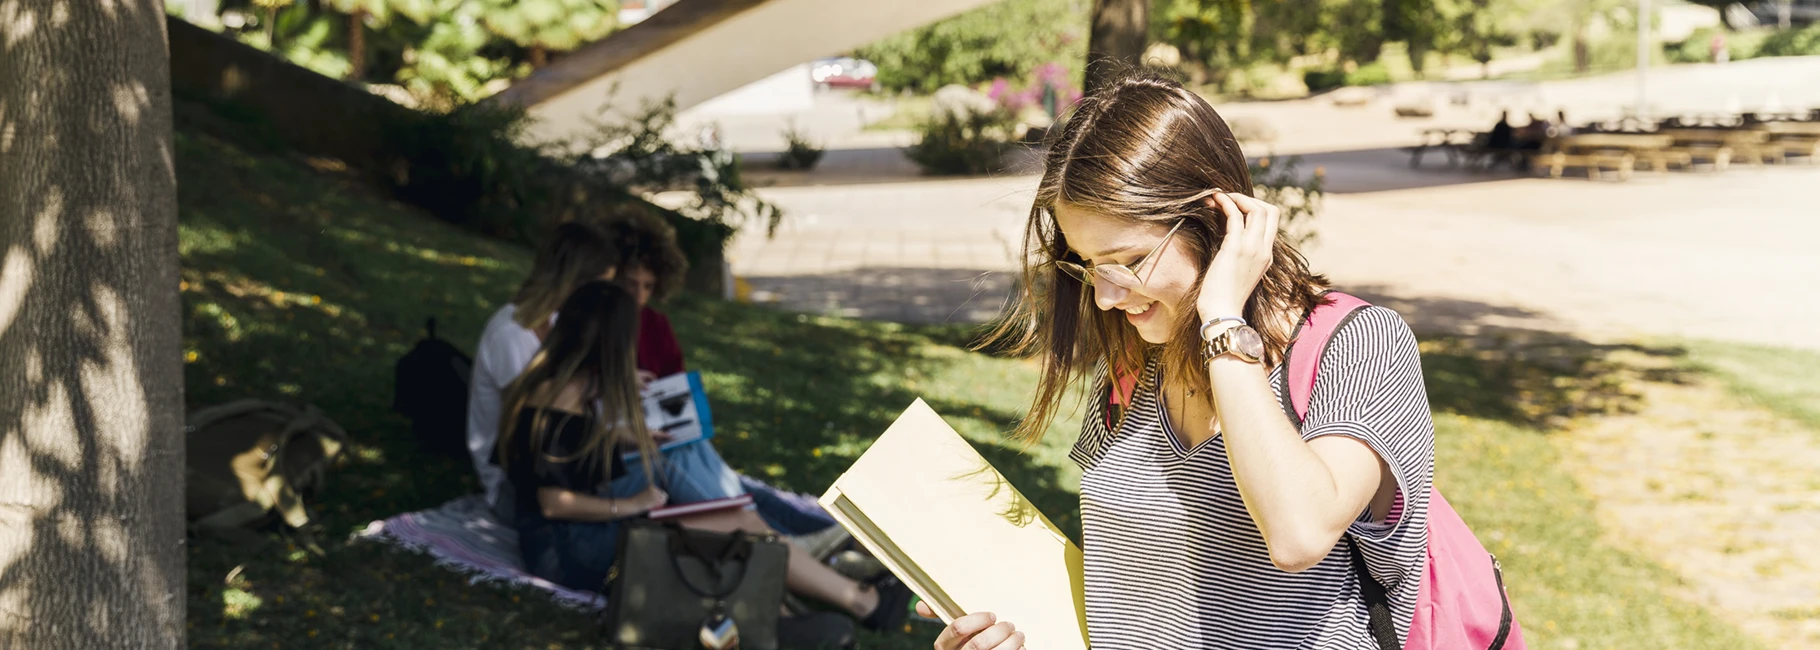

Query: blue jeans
(612, 442), (836, 536)
(518, 519), (620, 592)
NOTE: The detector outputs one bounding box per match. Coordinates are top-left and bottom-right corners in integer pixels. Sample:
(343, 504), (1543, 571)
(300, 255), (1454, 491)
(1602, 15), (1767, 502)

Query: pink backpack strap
(1288, 292), (1373, 422)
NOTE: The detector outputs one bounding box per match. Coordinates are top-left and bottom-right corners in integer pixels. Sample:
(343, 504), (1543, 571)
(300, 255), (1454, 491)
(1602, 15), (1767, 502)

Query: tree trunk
(0, 1), (185, 649)
(1574, 33), (1590, 74)
(530, 45), (549, 68)
(348, 8), (367, 81)
(1084, 0), (1149, 96)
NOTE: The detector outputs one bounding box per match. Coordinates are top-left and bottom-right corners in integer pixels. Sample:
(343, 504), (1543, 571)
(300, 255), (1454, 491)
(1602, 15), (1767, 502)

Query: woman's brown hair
(497, 281), (657, 478)
(513, 222), (620, 330)
(602, 216), (689, 304)
(985, 70), (1330, 443)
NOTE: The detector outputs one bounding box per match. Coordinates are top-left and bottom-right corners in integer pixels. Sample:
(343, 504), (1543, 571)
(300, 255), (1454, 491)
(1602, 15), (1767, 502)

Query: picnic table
(1539, 133), (1679, 179)
(1755, 121), (1820, 161)
(1404, 128), (1477, 168)
(1659, 128), (1772, 166)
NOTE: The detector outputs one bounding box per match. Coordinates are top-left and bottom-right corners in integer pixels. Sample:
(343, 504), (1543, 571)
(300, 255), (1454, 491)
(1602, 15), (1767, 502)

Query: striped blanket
(358, 494), (606, 610)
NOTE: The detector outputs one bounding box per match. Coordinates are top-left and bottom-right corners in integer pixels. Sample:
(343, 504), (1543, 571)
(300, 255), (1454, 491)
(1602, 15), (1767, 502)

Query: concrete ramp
(485, 0), (996, 142)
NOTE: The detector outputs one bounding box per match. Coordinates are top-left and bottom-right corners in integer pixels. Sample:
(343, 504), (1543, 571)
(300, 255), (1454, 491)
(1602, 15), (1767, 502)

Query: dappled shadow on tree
(1344, 286), (1692, 430)
(0, 0), (185, 646)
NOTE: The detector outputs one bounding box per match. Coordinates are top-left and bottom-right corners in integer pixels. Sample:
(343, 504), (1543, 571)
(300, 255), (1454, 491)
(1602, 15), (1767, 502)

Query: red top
(637, 307), (686, 377)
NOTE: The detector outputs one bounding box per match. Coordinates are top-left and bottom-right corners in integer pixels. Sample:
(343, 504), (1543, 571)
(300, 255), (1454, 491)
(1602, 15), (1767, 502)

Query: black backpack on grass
(392, 317), (472, 461)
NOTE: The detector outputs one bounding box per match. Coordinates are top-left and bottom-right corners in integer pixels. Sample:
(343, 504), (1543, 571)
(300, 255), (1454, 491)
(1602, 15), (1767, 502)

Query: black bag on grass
(392, 317), (472, 461)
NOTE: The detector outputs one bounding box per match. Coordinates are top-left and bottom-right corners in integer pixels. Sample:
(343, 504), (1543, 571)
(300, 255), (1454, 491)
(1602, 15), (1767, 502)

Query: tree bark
(530, 45), (549, 68)
(1084, 0), (1150, 97)
(348, 8), (368, 81)
(0, 1), (186, 649)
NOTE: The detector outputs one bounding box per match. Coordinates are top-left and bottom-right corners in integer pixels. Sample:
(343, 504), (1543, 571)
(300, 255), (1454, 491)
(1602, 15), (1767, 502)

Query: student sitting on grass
(604, 219), (842, 539)
(497, 280), (911, 632)
(470, 221), (756, 521)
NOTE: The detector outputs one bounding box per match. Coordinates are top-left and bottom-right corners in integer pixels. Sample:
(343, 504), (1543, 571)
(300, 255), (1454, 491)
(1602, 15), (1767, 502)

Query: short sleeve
(638, 308), (686, 377)
(1298, 307), (1436, 543)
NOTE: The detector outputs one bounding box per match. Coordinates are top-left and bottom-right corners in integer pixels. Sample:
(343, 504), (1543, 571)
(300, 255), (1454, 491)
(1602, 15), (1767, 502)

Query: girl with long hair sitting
(497, 281), (910, 634)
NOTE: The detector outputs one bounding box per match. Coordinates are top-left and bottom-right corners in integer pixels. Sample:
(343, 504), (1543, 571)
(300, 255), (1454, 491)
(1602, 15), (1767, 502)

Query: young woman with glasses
(919, 71), (1438, 650)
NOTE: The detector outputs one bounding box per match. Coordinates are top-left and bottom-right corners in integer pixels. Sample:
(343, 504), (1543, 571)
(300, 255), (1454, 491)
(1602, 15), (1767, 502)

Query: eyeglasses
(1052, 219), (1185, 296)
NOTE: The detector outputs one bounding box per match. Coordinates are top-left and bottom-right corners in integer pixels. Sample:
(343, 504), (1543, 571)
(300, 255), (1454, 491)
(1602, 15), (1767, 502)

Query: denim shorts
(517, 519), (622, 592)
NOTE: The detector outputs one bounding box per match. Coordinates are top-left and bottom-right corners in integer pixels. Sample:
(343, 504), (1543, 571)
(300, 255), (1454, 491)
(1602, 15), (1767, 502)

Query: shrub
(1249, 155), (1325, 246)
(904, 109), (1018, 176)
(778, 121), (825, 171)
(572, 96), (782, 236)
(1757, 24), (1820, 58)
(1303, 69), (1346, 93)
(1345, 62), (1392, 87)
(1666, 27), (1767, 64)
(383, 104), (554, 242)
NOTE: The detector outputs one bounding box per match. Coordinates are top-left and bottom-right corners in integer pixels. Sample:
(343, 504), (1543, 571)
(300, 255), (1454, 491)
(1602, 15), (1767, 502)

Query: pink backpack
(1290, 292), (1524, 650)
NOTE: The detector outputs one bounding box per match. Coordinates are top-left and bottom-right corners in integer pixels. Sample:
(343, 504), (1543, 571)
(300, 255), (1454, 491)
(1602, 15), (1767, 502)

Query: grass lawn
(179, 125), (1762, 649)
(1676, 340), (1820, 432)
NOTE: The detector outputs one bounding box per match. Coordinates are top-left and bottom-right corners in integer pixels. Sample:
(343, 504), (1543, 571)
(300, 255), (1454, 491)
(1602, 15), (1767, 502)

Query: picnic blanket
(358, 494), (606, 610)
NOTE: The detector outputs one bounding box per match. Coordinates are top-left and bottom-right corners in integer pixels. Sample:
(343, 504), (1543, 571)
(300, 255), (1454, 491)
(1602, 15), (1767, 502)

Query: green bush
(904, 109), (1017, 176)
(1303, 69), (1346, 93)
(778, 121), (826, 171)
(1756, 24), (1820, 57)
(1249, 155), (1324, 246)
(1666, 27), (1769, 64)
(383, 104), (553, 242)
(1345, 62), (1392, 87)
(855, 0), (1088, 94)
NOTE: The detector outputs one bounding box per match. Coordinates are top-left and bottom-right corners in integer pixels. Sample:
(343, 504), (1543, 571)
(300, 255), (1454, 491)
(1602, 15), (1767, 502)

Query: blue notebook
(624, 370), (714, 461)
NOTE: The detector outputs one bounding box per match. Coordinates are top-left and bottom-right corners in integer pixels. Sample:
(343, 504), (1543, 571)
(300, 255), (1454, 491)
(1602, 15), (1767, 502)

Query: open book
(624, 371), (714, 461)
(818, 400), (1090, 650)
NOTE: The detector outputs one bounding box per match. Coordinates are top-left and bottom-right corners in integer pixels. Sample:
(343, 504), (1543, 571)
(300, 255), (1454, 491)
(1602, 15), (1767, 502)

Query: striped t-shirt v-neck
(1069, 306), (1436, 649)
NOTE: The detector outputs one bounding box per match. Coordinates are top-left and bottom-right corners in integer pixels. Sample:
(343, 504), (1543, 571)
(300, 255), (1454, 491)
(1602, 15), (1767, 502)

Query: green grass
(179, 123), (1764, 648)
(1676, 340), (1820, 431)
(862, 95), (934, 132)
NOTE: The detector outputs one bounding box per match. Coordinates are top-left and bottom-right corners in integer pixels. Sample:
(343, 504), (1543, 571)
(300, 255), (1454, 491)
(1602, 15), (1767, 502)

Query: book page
(821, 400), (1090, 650)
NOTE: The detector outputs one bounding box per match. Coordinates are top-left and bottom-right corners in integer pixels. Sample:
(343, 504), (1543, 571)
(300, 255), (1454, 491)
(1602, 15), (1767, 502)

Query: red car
(811, 57), (879, 91)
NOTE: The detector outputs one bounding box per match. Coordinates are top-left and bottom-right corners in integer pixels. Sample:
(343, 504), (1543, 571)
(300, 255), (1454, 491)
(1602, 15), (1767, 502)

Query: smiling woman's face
(1053, 201), (1201, 345)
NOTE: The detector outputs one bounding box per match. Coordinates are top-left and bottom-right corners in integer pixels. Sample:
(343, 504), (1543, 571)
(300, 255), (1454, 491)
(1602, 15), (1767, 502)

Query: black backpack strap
(1348, 537), (1402, 650)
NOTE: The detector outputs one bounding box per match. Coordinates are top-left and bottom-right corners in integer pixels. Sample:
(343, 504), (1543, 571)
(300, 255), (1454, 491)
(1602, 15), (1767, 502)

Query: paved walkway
(722, 58), (1820, 348)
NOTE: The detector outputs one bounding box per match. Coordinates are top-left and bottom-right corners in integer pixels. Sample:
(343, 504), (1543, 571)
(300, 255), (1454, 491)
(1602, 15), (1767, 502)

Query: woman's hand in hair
(1196, 191), (1282, 321)
(918, 602), (1024, 650)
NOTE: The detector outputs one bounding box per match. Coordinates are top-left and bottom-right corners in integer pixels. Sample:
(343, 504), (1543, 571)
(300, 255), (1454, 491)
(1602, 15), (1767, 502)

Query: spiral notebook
(818, 399), (1090, 650)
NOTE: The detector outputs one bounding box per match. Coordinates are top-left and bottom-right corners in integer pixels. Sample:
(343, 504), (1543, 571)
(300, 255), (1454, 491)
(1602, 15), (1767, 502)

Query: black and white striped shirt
(1070, 307), (1434, 649)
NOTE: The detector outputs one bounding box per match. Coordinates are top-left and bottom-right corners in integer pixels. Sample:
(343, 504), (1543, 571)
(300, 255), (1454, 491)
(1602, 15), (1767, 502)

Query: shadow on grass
(1344, 286), (1693, 430)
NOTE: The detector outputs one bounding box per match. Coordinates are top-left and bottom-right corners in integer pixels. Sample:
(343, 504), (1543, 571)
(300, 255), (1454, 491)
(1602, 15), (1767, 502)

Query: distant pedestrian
(1711, 33), (1729, 64)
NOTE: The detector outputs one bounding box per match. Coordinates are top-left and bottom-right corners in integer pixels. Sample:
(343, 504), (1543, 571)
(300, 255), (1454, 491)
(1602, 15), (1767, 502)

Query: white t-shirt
(467, 304), (543, 508)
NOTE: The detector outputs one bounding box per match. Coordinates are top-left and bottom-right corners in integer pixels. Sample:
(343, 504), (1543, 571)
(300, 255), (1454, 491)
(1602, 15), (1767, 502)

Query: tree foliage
(855, 0), (1091, 94)
(206, 0), (614, 108)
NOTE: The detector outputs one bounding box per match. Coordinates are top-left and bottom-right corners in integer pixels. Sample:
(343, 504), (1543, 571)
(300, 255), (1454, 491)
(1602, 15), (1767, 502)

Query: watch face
(1234, 326), (1265, 360)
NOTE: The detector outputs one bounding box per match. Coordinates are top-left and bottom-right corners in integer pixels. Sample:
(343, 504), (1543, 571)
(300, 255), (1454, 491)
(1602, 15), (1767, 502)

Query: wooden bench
(1755, 122), (1820, 163)
(1662, 128), (1775, 166)
(1540, 150), (1635, 180)
(1539, 133), (1672, 180)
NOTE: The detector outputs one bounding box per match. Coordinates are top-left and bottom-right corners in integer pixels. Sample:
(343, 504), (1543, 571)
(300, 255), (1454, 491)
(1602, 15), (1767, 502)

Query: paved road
(719, 58), (1820, 349)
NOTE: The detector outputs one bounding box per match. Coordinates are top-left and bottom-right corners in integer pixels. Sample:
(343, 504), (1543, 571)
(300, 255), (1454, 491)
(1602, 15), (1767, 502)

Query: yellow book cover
(818, 399), (1090, 650)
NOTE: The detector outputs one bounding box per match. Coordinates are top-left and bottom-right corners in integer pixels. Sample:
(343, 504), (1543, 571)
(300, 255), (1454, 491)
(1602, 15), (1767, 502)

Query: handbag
(602, 520), (788, 650)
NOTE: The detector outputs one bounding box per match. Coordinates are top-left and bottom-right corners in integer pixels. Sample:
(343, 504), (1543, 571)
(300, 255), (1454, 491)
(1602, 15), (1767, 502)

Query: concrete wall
(166, 15), (414, 172)
(516, 0), (994, 143)
(688, 63), (815, 117)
